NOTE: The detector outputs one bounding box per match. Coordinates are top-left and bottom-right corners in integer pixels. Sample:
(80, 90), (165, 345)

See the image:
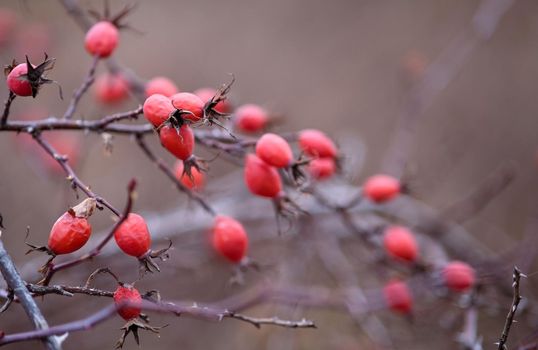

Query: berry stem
(0, 91), (15, 127)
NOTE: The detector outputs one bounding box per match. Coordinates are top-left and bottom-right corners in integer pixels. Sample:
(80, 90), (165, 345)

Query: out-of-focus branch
(63, 55), (100, 120)
(497, 267), (523, 350)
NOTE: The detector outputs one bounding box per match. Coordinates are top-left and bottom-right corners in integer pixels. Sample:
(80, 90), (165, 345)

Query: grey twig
(63, 55), (100, 120)
(1, 92), (15, 126)
(497, 267), (523, 350)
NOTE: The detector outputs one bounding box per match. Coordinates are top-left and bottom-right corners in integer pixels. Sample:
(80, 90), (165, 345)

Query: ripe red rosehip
(255, 133), (293, 168)
(171, 92), (204, 122)
(244, 154), (282, 198)
(114, 213), (151, 258)
(159, 124), (195, 161)
(363, 174), (401, 203)
(298, 129), (337, 159)
(383, 226), (418, 262)
(308, 158), (336, 180)
(442, 261), (476, 292)
(383, 280), (413, 314)
(235, 104), (268, 133)
(143, 94), (174, 127)
(94, 73), (129, 104)
(194, 87), (230, 114)
(84, 21), (119, 58)
(48, 212), (92, 255)
(145, 77), (178, 97)
(212, 215), (248, 263)
(113, 284), (142, 320)
(6, 63), (33, 96)
(174, 160), (204, 190)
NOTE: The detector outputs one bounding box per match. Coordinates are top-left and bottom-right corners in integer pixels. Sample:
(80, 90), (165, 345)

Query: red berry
(94, 73), (129, 104)
(159, 124), (195, 161)
(6, 63), (33, 96)
(194, 88), (230, 114)
(383, 280), (413, 314)
(383, 226), (418, 262)
(171, 92), (204, 122)
(212, 215), (248, 263)
(244, 154), (282, 198)
(15, 23), (51, 59)
(114, 213), (151, 258)
(308, 158), (336, 180)
(113, 285), (142, 320)
(143, 94), (174, 127)
(48, 212), (91, 255)
(255, 133), (293, 168)
(174, 160), (205, 190)
(145, 77), (178, 97)
(235, 104), (268, 133)
(84, 21), (119, 58)
(442, 261), (476, 292)
(363, 174), (401, 203)
(298, 129), (337, 158)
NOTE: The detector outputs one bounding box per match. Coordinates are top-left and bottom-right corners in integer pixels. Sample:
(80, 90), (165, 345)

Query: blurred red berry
(15, 23), (51, 59)
(113, 284), (142, 320)
(298, 129), (337, 158)
(235, 104), (268, 133)
(0, 8), (16, 47)
(194, 87), (231, 114)
(6, 63), (33, 96)
(383, 280), (413, 314)
(255, 133), (293, 168)
(308, 158), (336, 180)
(85, 21), (118, 58)
(244, 154), (282, 198)
(159, 124), (195, 161)
(383, 226), (418, 262)
(48, 211), (92, 255)
(212, 215), (248, 263)
(171, 92), (204, 122)
(143, 94), (174, 127)
(114, 213), (151, 258)
(94, 73), (129, 104)
(363, 174), (400, 203)
(174, 160), (205, 190)
(146, 77), (178, 97)
(442, 261), (476, 292)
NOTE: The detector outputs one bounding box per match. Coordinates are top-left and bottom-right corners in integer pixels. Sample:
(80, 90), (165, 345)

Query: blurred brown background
(0, 0), (537, 349)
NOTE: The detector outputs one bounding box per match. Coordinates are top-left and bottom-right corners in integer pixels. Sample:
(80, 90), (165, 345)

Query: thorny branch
(497, 267), (523, 350)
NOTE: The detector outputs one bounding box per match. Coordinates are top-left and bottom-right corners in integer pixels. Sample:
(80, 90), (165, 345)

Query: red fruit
(113, 285), (142, 320)
(48, 212), (91, 255)
(235, 104), (268, 133)
(171, 92), (204, 122)
(194, 88), (230, 114)
(15, 23), (51, 59)
(143, 94), (174, 127)
(442, 261), (476, 292)
(244, 154), (282, 198)
(383, 226), (418, 262)
(94, 73), (129, 104)
(298, 129), (337, 158)
(84, 21), (119, 58)
(363, 174), (401, 203)
(255, 133), (293, 168)
(308, 158), (336, 180)
(159, 124), (195, 160)
(145, 77), (178, 97)
(174, 161), (205, 190)
(383, 280), (413, 314)
(212, 215), (248, 263)
(114, 213), (151, 258)
(6, 63), (33, 96)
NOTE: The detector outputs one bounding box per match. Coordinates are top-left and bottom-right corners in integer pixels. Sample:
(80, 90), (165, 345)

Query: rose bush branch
(497, 267), (523, 350)
(63, 55), (100, 120)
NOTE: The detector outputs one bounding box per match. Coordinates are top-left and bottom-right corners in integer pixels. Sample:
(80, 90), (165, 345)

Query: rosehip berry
(255, 133), (293, 168)
(114, 213), (151, 258)
(145, 77), (178, 97)
(298, 129), (337, 159)
(84, 21), (119, 58)
(48, 212), (92, 255)
(94, 73), (129, 104)
(383, 226), (418, 262)
(383, 280), (413, 314)
(6, 63), (33, 96)
(171, 92), (204, 122)
(113, 284), (142, 320)
(363, 174), (401, 203)
(235, 104), (268, 133)
(308, 158), (336, 180)
(174, 160), (204, 190)
(194, 88), (230, 114)
(244, 154), (282, 198)
(442, 261), (476, 292)
(212, 215), (248, 263)
(143, 94), (174, 127)
(159, 124), (195, 161)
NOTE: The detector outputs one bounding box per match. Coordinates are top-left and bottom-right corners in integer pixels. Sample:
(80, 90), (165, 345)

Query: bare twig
(63, 56), (100, 119)
(1, 92), (15, 126)
(497, 267), (523, 350)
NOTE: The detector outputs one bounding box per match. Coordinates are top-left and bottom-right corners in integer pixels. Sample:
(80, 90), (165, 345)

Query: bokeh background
(0, 0), (537, 349)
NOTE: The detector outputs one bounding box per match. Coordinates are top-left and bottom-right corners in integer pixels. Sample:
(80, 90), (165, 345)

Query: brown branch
(1, 92), (15, 126)
(497, 267), (523, 350)
(63, 55), (100, 120)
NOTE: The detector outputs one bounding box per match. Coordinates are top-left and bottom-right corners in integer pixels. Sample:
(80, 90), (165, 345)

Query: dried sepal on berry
(6, 54), (62, 99)
(115, 318), (166, 349)
(202, 75), (235, 127)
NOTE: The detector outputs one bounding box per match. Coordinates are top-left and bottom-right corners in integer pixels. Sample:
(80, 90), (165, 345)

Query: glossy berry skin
(235, 104), (268, 133)
(194, 88), (230, 114)
(308, 158), (336, 180)
(114, 213), (151, 258)
(6, 63), (32, 96)
(171, 92), (204, 122)
(94, 74), (129, 104)
(143, 94), (174, 127)
(84, 21), (119, 58)
(255, 133), (293, 168)
(113, 285), (142, 320)
(174, 160), (205, 190)
(383, 226), (418, 262)
(48, 212), (92, 255)
(159, 124), (195, 160)
(442, 261), (476, 292)
(146, 77), (178, 97)
(244, 154), (282, 198)
(363, 174), (401, 203)
(298, 129), (337, 158)
(383, 280), (412, 314)
(212, 215), (248, 263)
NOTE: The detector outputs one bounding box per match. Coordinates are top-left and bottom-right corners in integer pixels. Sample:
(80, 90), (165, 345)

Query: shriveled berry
(143, 94), (174, 127)
(171, 92), (204, 122)
(235, 104), (268, 133)
(383, 280), (413, 314)
(113, 284), (142, 320)
(159, 124), (195, 161)
(48, 212), (91, 255)
(383, 226), (418, 262)
(298, 129), (337, 158)
(308, 158), (336, 180)
(255, 133), (293, 168)
(442, 261), (476, 292)
(85, 21), (119, 58)
(212, 215), (248, 263)
(174, 160), (204, 190)
(363, 174), (400, 203)
(114, 213), (151, 258)
(146, 77), (178, 97)
(94, 73), (129, 104)
(194, 87), (230, 114)
(6, 63), (33, 96)
(244, 154), (282, 198)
